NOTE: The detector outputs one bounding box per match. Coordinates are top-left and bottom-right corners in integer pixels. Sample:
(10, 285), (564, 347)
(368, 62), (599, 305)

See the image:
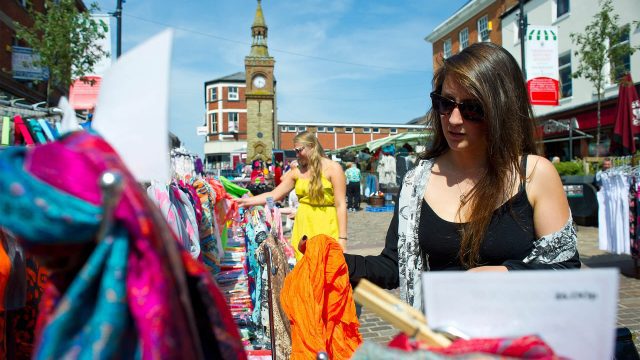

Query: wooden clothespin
(353, 279), (452, 348)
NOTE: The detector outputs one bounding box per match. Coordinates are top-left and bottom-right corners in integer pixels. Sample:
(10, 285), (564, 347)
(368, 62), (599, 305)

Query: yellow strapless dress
(291, 175), (339, 261)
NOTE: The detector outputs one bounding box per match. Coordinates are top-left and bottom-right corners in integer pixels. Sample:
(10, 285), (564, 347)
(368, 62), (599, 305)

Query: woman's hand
(467, 266), (508, 272)
(236, 196), (254, 208)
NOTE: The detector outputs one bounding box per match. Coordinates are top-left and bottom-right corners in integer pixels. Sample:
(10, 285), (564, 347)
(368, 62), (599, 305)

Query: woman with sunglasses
(344, 42), (580, 310)
(237, 131), (348, 261)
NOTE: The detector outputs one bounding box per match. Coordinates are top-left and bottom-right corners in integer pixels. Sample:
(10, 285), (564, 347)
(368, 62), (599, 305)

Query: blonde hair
(294, 131), (326, 204)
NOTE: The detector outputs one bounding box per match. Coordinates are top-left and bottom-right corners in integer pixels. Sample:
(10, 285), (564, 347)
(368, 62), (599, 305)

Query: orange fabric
(280, 234), (362, 359)
(0, 234), (10, 311)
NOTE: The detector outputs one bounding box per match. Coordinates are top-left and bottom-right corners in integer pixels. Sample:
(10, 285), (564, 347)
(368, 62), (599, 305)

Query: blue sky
(93, 0), (468, 155)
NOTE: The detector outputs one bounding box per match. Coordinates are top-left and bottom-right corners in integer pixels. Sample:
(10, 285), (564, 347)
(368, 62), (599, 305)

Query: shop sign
(196, 126), (208, 136)
(526, 26), (559, 106)
(12, 46), (48, 81)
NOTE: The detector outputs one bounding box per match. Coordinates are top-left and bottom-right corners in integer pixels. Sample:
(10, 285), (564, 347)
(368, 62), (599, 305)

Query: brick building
(0, 0), (87, 104)
(425, 0), (517, 70)
(278, 122), (426, 151)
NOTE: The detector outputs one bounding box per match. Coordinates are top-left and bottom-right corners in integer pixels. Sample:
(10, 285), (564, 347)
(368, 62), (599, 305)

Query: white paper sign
(93, 30), (173, 183)
(422, 269), (618, 360)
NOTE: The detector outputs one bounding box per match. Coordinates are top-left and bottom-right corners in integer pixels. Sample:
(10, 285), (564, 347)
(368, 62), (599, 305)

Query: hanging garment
(0, 235), (9, 311)
(25, 119), (47, 144)
(280, 234), (362, 360)
(1, 117), (10, 146)
(36, 119), (54, 141)
(193, 179), (224, 273)
(0, 132), (246, 360)
(598, 172), (631, 254)
(13, 116), (34, 146)
(352, 333), (557, 360)
(290, 176), (339, 261)
(255, 235), (292, 360)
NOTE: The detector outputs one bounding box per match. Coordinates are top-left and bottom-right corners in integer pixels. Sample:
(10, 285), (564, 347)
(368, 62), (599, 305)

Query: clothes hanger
(353, 279), (452, 347)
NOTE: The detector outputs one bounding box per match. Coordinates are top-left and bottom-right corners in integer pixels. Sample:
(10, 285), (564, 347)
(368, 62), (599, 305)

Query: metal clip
(96, 171), (124, 241)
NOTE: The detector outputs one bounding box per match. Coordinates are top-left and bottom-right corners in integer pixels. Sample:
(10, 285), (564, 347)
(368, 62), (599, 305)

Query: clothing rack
(0, 98), (63, 118)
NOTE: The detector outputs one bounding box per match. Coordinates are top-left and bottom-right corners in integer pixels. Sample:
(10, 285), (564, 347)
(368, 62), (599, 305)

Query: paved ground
(345, 207), (640, 352)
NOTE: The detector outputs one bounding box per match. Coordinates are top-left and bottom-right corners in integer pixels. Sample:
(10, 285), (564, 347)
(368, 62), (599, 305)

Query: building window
(556, 0), (569, 18)
(209, 113), (218, 133)
(459, 28), (469, 50)
(317, 126), (326, 132)
(209, 87), (217, 102)
(287, 126), (296, 132)
(477, 15), (490, 42)
(327, 127), (335, 132)
(558, 52), (572, 98)
(372, 128), (380, 133)
(390, 128), (398, 134)
(228, 112), (239, 132)
(345, 127), (353, 133)
(443, 39), (452, 58)
(610, 25), (631, 83)
(281, 126), (288, 132)
(228, 86), (239, 101)
(363, 128), (371, 133)
(298, 126), (307, 132)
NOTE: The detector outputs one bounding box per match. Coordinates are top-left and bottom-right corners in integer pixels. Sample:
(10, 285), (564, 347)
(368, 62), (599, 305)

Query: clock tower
(245, 0), (276, 163)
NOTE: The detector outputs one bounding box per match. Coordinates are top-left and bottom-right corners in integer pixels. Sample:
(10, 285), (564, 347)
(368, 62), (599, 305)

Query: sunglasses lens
(460, 103), (483, 122)
(431, 93), (455, 115)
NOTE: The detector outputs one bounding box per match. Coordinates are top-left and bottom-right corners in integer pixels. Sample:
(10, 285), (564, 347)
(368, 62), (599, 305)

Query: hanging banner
(525, 26), (559, 106)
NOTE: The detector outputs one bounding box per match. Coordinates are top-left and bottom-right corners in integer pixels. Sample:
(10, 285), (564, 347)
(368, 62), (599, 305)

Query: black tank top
(418, 157), (535, 270)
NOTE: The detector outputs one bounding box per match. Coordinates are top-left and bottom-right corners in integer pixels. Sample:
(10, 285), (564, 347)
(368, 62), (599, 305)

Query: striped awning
(528, 29), (557, 41)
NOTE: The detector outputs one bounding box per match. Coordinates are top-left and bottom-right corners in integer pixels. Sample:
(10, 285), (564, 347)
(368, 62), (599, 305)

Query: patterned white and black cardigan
(397, 159), (579, 310)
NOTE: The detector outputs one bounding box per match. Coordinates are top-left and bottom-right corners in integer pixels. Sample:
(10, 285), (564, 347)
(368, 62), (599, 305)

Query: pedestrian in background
(237, 131), (348, 260)
(345, 162), (362, 212)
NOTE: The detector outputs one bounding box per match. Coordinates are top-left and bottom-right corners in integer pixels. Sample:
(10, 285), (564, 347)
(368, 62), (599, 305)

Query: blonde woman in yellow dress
(236, 131), (347, 260)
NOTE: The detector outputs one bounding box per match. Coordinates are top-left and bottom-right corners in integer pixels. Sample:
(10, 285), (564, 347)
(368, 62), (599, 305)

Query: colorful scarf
(0, 131), (245, 360)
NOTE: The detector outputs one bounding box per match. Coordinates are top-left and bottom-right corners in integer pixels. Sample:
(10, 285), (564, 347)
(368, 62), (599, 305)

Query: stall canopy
(365, 132), (430, 152)
(328, 131), (431, 155)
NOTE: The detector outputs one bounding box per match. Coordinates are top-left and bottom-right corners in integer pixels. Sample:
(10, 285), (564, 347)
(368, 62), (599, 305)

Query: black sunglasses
(430, 92), (484, 122)
(293, 146), (305, 154)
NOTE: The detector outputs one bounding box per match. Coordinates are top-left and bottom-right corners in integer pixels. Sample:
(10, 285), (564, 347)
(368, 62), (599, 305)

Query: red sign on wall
(527, 77), (559, 106)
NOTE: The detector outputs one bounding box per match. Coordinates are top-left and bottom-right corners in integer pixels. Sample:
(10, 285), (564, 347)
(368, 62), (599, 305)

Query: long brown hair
(294, 131), (326, 204)
(422, 42), (539, 268)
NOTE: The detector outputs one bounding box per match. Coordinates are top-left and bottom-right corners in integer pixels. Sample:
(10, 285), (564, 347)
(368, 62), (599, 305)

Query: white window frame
(372, 128), (380, 133)
(443, 38), (452, 58)
(209, 113), (218, 133)
(228, 112), (239, 133)
(317, 126), (326, 132)
(287, 126), (296, 132)
(345, 127), (353, 133)
(390, 128), (398, 134)
(209, 87), (217, 102)
(228, 86), (239, 101)
(558, 52), (572, 98)
(298, 126), (307, 132)
(327, 127), (335, 132)
(280, 126), (288, 132)
(608, 26), (631, 85)
(459, 28), (469, 50)
(477, 15), (490, 42)
(363, 127), (371, 133)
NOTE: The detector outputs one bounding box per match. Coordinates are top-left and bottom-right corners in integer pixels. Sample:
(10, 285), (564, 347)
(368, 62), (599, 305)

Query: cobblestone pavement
(346, 208), (640, 352)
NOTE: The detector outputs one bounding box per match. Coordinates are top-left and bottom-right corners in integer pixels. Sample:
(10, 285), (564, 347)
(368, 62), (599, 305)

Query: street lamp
(113, 0), (125, 58)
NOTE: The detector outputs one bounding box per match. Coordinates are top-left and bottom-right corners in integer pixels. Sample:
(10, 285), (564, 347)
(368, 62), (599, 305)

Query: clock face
(252, 75), (266, 89)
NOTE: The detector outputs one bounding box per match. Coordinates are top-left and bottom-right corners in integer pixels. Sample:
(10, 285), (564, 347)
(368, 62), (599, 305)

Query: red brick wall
(431, 0), (517, 71)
